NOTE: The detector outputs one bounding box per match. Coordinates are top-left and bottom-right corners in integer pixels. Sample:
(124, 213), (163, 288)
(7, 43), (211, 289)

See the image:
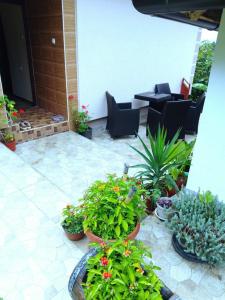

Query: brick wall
(26, 0), (67, 117)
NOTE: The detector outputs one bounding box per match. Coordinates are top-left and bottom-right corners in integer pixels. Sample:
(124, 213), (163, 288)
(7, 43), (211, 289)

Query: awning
(132, 0), (225, 30)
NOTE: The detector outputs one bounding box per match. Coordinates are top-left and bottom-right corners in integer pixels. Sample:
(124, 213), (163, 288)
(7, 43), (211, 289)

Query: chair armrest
(148, 107), (162, 116)
(116, 108), (139, 120)
(117, 102), (132, 109)
(171, 93), (185, 100)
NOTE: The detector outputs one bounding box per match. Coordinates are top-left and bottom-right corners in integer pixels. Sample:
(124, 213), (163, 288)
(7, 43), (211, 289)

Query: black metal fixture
(132, 0), (225, 30)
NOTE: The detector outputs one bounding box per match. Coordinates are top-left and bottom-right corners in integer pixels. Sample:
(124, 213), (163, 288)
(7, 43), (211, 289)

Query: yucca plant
(130, 127), (187, 194)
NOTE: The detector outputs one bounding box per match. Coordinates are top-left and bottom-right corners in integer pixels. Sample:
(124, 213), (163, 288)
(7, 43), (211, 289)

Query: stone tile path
(0, 127), (224, 300)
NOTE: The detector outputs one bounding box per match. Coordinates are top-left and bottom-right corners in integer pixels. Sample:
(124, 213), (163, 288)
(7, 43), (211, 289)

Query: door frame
(0, 0), (37, 105)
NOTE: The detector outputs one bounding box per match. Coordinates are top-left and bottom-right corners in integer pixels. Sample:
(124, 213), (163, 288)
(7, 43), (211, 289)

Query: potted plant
(0, 95), (18, 129)
(130, 127), (187, 208)
(72, 104), (92, 139)
(0, 130), (16, 151)
(156, 197), (173, 221)
(81, 174), (146, 242)
(61, 205), (85, 241)
(68, 240), (180, 300)
(144, 188), (161, 214)
(167, 190), (225, 265)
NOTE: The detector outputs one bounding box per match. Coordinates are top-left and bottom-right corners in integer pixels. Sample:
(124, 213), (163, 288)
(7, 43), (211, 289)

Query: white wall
(187, 10), (225, 201)
(0, 3), (32, 101)
(76, 0), (199, 120)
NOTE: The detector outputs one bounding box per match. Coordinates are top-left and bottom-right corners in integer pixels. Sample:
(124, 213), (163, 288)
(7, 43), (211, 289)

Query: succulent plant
(157, 197), (172, 209)
(167, 190), (225, 265)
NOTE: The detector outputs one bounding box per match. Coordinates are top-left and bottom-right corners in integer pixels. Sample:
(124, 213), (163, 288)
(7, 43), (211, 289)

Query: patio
(0, 128), (224, 300)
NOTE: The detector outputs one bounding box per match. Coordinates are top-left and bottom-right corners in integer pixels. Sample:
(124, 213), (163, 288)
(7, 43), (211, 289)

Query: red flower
(19, 109), (25, 114)
(82, 105), (86, 109)
(12, 112), (18, 117)
(68, 95), (74, 101)
(85, 110), (89, 115)
(102, 272), (112, 279)
(100, 257), (109, 266)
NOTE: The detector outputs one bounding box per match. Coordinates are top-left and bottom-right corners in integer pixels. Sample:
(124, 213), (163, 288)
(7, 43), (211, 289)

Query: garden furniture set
(106, 83), (205, 139)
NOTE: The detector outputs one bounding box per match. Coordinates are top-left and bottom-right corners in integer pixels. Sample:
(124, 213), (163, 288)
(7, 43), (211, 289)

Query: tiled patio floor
(0, 127), (224, 300)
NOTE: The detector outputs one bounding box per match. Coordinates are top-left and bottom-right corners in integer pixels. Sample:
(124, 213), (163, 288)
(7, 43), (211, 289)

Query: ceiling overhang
(132, 1), (225, 30)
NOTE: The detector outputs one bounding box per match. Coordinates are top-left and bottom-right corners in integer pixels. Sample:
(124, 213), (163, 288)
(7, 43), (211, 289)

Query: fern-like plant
(167, 190), (225, 265)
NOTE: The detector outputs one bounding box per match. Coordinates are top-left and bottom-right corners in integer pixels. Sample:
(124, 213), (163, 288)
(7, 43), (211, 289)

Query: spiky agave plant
(130, 127), (188, 193)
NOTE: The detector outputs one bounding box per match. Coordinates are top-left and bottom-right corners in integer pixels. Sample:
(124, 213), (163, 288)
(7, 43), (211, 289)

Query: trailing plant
(61, 205), (84, 234)
(72, 104), (90, 133)
(83, 239), (162, 300)
(130, 127), (187, 197)
(167, 190), (225, 265)
(81, 174), (146, 240)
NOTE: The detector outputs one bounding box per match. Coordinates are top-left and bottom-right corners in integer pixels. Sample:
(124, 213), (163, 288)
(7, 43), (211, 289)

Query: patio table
(134, 92), (171, 106)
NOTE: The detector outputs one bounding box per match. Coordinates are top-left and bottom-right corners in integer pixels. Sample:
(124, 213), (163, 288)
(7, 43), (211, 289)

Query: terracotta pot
(145, 197), (156, 214)
(176, 175), (187, 189)
(63, 228), (85, 241)
(4, 140), (16, 151)
(85, 223), (141, 243)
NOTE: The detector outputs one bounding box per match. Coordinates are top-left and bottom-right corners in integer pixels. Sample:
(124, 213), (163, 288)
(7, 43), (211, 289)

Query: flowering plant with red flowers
(72, 104), (90, 134)
(83, 240), (162, 299)
(0, 95), (18, 128)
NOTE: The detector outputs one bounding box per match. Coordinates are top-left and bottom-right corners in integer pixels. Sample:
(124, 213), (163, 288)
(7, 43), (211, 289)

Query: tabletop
(134, 92), (171, 102)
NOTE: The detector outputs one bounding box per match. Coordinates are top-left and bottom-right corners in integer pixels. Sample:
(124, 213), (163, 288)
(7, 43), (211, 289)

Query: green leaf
(121, 220), (128, 232)
(115, 225), (121, 237)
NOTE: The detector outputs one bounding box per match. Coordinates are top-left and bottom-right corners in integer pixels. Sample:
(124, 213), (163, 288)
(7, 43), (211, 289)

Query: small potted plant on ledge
(167, 190), (225, 265)
(61, 205), (85, 241)
(0, 130), (16, 151)
(68, 240), (180, 300)
(156, 197), (173, 221)
(81, 174), (146, 242)
(72, 104), (92, 139)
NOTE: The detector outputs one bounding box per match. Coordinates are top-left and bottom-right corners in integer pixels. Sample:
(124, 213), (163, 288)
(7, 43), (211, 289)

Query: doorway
(0, 0), (35, 109)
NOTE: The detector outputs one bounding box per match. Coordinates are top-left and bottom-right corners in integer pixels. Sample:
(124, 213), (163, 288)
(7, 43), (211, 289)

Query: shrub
(83, 240), (162, 300)
(61, 205), (84, 234)
(167, 190), (225, 265)
(130, 127), (188, 196)
(81, 174), (146, 240)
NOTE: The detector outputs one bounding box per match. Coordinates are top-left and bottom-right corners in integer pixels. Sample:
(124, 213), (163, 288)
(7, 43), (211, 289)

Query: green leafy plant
(72, 104), (90, 133)
(83, 240), (162, 300)
(167, 190), (225, 265)
(130, 127), (188, 197)
(0, 95), (18, 125)
(81, 174), (146, 240)
(0, 130), (15, 143)
(61, 205), (84, 234)
(191, 41), (216, 100)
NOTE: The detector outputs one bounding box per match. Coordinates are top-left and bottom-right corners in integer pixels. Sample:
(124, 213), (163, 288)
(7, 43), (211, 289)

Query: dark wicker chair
(185, 93), (205, 134)
(155, 83), (185, 101)
(106, 91), (140, 138)
(147, 100), (191, 141)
